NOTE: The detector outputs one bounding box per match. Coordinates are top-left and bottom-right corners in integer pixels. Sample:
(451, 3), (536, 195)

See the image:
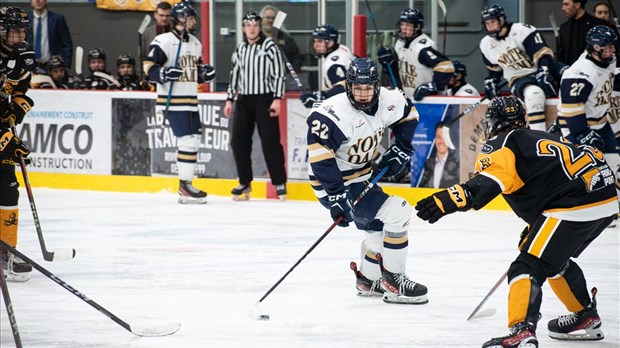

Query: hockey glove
(484, 77), (499, 99)
(377, 47), (395, 66)
(300, 91), (323, 108)
(378, 144), (411, 177)
(518, 226), (530, 250)
(0, 129), (30, 161)
(575, 129), (605, 152)
(415, 184), (472, 223)
(1, 95), (34, 126)
(198, 64), (216, 83)
(535, 66), (558, 97)
(413, 82), (437, 101)
(328, 187), (354, 227)
(159, 66), (184, 83)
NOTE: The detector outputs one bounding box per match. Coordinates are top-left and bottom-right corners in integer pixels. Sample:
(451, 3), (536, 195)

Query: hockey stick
(438, 0), (448, 55)
(549, 12), (559, 38)
(441, 80), (508, 150)
(74, 46), (83, 77)
(138, 14), (152, 78)
(30, 74), (57, 89)
(93, 71), (122, 88)
(467, 269), (508, 321)
(0, 240), (181, 337)
(249, 167), (389, 321)
(272, 11), (306, 94)
(364, 0), (398, 88)
(0, 250), (23, 348)
(9, 120), (76, 262)
(163, 17), (186, 118)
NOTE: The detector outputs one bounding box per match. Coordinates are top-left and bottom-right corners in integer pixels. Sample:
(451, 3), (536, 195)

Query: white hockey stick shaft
(94, 71), (122, 88)
(75, 46), (83, 76)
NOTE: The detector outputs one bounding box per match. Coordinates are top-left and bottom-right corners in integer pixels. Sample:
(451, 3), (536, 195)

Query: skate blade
(549, 328), (604, 341)
(178, 196), (208, 204)
(382, 293), (428, 305)
(356, 290), (384, 297)
(278, 195), (287, 201)
(232, 194), (250, 201)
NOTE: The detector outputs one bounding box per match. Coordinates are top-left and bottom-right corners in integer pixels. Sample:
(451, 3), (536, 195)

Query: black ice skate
(1, 248), (32, 282)
(482, 321), (538, 348)
(231, 183), (251, 201)
(376, 253), (428, 304)
(178, 180), (207, 204)
(275, 184), (287, 201)
(350, 261), (383, 297)
(548, 287), (604, 341)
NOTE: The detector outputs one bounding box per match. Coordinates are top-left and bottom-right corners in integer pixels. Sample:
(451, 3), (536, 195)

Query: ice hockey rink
(1, 188), (618, 348)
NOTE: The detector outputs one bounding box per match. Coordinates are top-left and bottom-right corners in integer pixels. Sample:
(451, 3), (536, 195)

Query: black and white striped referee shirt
(226, 34), (285, 100)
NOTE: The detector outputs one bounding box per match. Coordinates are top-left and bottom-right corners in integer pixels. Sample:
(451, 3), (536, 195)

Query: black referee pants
(231, 94), (286, 186)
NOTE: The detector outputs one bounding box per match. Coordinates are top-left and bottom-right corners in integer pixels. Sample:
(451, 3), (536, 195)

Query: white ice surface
(1, 188), (618, 348)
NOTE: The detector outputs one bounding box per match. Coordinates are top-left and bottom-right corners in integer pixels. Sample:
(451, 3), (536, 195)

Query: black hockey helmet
(0, 6), (30, 42)
(46, 55), (66, 70)
(312, 24), (338, 43)
(117, 53), (136, 67)
(242, 11), (261, 24)
(88, 48), (106, 61)
(453, 60), (467, 77)
(481, 5), (507, 38)
(345, 57), (381, 112)
(483, 96), (526, 139)
(586, 25), (618, 65)
(397, 8), (423, 40)
(171, 1), (197, 23)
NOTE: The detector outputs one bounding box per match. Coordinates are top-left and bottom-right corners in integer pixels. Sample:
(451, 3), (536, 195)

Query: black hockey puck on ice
(259, 315), (270, 320)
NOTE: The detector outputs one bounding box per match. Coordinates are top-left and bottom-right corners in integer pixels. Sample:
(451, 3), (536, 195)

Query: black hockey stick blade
(0, 241), (181, 337)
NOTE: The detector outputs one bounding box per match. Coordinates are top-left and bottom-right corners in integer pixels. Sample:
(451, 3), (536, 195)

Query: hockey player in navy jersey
(306, 57), (427, 304)
(416, 96), (618, 348)
(376, 8), (454, 101)
(480, 4), (560, 132)
(144, 1), (215, 204)
(300, 24), (354, 108)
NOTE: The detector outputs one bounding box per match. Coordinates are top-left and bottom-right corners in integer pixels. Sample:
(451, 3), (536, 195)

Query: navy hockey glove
(198, 64), (215, 83)
(484, 77), (499, 99)
(377, 47), (395, 66)
(1, 95), (34, 126)
(328, 187), (354, 227)
(300, 91), (323, 108)
(0, 129), (30, 161)
(159, 66), (183, 83)
(378, 144), (411, 177)
(415, 184), (472, 223)
(413, 82), (437, 101)
(575, 129), (605, 152)
(535, 66), (558, 97)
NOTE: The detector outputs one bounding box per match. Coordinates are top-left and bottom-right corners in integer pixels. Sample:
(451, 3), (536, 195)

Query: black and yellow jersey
(465, 128), (618, 224)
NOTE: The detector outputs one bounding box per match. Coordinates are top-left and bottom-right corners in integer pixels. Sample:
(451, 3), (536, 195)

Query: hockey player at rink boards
(415, 96), (618, 348)
(376, 8), (454, 101)
(0, 6), (36, 282)
(446, 60), (480, 97)
(39, 55), (83, 89)
(82, 48), (117, 90)
(307, 57), (428, 304)
(144, 1), (215, 204)
(480, 4), (562, 132)
(556, 25), (620, 202)
(299, 24), (354, 108)
(116, 53), (152, 91)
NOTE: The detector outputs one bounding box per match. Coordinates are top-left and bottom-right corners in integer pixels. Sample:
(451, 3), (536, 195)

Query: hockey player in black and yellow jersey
(0, 6), (35, 282)
(416, 96), (618, 348)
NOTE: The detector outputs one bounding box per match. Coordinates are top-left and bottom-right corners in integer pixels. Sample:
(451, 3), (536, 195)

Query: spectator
(82, 48), (118, 90)
(592, 2), (611, 21)
(557, 0), (608, 65)
(446, 60), (479, 96)
(223, 11), (287, 201)
(376, 8), (454, 101)
(140, 1), (171, 68)
(260, 4), (302, 91)
(418, 122), (459, 188)
(28, 0), (73, 67)
(299, 24), (354, 108)
(116, 53), (151, 91)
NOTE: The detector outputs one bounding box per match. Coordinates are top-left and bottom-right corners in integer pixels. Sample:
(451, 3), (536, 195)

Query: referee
(223, 11), (287, 201)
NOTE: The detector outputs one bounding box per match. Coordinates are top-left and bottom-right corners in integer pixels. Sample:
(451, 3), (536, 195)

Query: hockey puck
(259, 315), (270, 321)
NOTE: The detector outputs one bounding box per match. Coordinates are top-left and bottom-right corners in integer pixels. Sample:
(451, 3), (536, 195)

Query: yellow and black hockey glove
(0, 128), (30, 161)
(1, 94), (34, 126)
(415, 184), (472, 223)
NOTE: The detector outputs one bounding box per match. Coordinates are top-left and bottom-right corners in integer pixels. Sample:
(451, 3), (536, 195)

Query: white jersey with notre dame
(146, 31), (202, 112)
(558, 52), (616, 135)
(322, 45), (354, 90)
(448, 83), (480, 97)
(480, 23), (554, 86)
(306, 88), (419, 198)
